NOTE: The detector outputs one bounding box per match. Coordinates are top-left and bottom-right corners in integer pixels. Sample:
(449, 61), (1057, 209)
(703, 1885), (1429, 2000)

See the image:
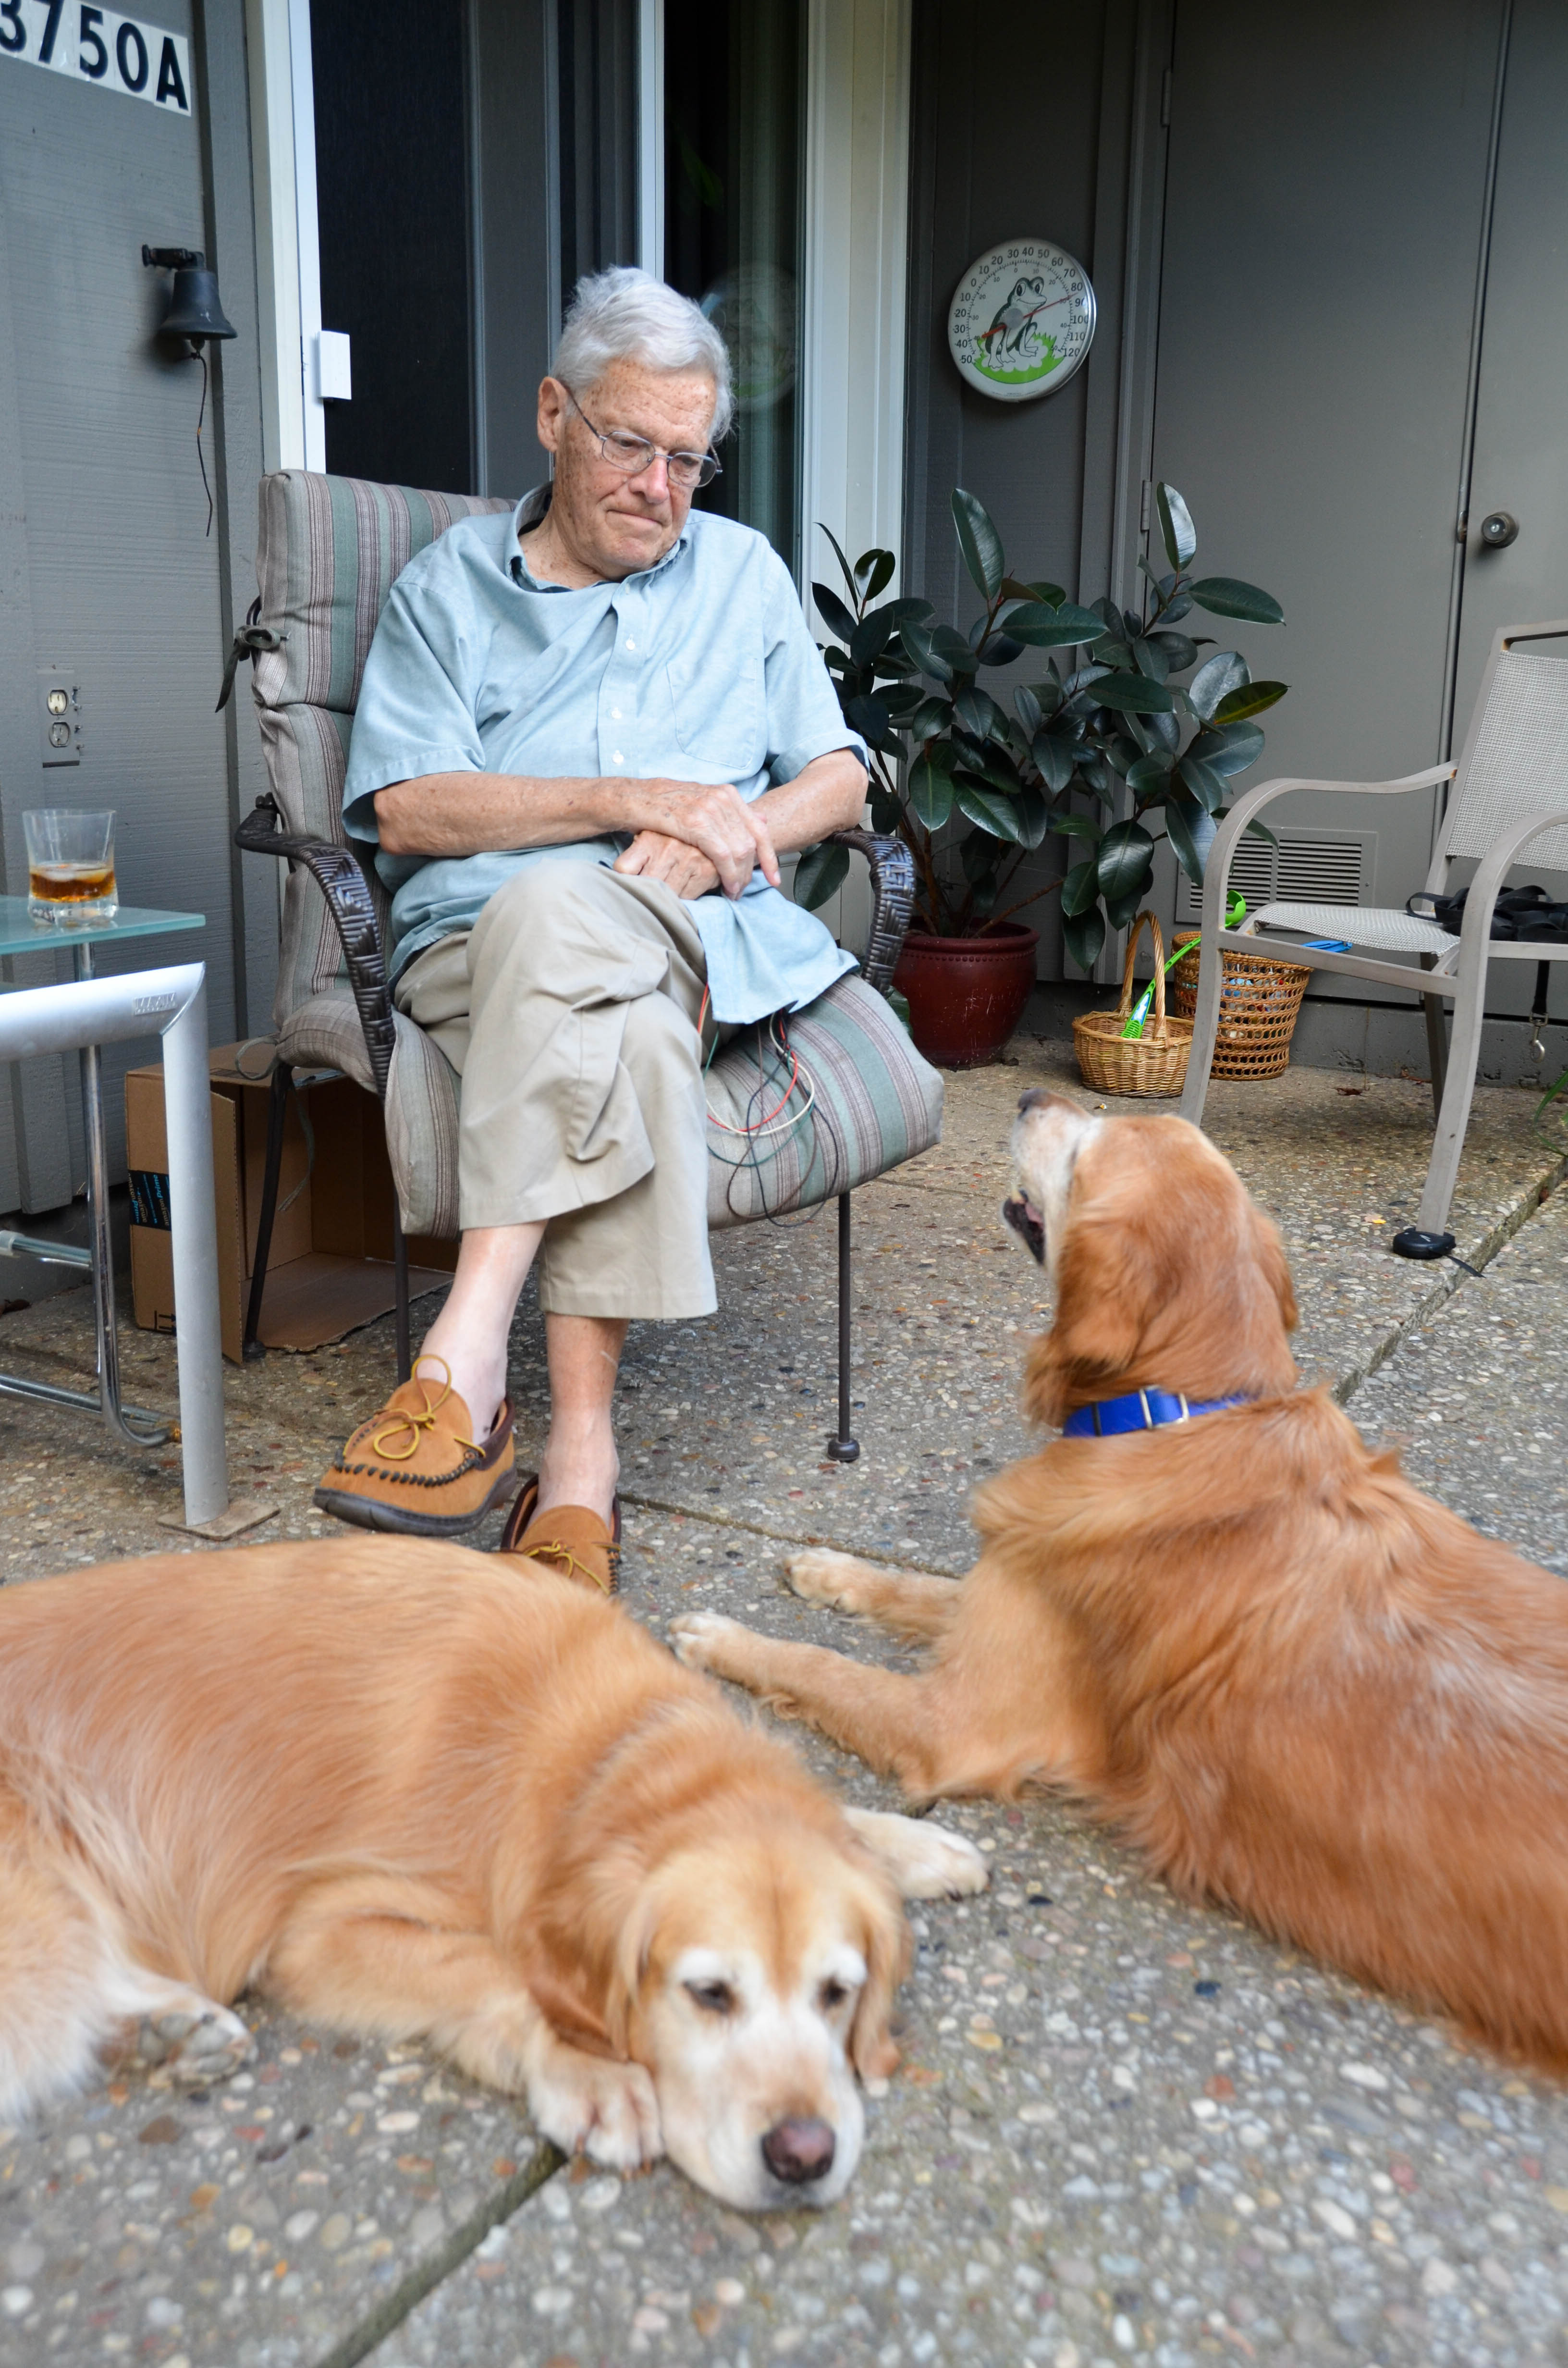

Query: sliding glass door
(662, 0), (804, 568)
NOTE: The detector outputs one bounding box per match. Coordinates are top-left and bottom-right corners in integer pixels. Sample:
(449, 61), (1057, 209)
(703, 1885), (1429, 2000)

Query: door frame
(245, 0), (326, 470)
(798, 0), (911, 597)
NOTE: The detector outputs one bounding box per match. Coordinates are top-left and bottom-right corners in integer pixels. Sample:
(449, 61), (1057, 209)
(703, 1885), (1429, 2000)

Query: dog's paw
(670, 1612), (746, 1674)
(131, 2002), (255, 2086)
(844, 1808), (990, 1899)
(784, 1548), (880, 1614)
(530, 2054), (662, 2172)
(891, 1821), (989, 1899)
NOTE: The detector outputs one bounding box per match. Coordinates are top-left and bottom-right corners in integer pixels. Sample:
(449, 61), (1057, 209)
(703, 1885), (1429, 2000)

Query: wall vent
(1177, 828), (1372, 923)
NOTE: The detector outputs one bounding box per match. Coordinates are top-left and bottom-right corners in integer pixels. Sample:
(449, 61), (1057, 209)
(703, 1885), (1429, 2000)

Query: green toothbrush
(1120, 892), (1246, 1038)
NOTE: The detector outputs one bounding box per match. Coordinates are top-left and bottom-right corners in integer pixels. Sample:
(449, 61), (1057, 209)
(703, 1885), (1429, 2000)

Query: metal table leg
(0, 960), (228, 1526)
(72, 941), (169, 1447)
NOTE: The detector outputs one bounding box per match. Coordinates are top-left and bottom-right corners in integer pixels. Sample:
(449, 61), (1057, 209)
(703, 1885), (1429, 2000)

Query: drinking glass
(23, 809), (117, 924)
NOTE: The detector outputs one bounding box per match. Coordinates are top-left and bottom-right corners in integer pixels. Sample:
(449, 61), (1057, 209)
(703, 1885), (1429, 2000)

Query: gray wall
(0, 2), (264, 1210)
(906, 0), (1568, 1083)
(904, 0), (1172, 981)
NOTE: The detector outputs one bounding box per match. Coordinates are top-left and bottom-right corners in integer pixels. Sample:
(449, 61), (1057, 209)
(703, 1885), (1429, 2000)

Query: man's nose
(627, 452), (671, 499)
(760, 2116), (836, 2185)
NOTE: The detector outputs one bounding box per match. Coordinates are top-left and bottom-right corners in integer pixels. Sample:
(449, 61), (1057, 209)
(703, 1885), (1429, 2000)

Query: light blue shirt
(342, 487), (864, 1024)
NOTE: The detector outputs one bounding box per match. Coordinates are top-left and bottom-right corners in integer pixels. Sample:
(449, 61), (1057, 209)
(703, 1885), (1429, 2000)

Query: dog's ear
(603, 1878), (663, 2059)
(848, 1874), (913, 2084)
(527, 1839), (651, 2060)
(1023, 1200), (1162, 1426)
(1253, 1204), (1298, 1335)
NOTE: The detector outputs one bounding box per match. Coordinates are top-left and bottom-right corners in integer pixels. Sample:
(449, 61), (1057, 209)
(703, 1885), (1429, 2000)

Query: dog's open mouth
(1002, 1194), (1045, 1263)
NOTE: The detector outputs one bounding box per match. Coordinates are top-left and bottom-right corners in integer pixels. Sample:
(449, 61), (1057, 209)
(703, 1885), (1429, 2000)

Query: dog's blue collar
(1062, 1388), (1254, 1439)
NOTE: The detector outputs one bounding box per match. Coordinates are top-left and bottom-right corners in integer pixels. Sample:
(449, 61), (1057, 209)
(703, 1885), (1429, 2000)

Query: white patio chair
(1178, 620), (1568, 1256)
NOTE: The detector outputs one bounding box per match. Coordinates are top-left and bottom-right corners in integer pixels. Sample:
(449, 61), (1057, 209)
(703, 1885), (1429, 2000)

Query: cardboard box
(125, 1046), (456, 1362)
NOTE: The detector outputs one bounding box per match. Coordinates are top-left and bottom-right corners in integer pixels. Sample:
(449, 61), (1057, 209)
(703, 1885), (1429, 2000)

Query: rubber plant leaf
(951, 486), (1005, 601)
(1187, 578), (1286, 625)
(791, 840), (850, 911)
(813, 581), (859, 643)
(1212, 680), (1287, 723)
(1155, 482), (1198, 571)
(907, 751), (957, 829)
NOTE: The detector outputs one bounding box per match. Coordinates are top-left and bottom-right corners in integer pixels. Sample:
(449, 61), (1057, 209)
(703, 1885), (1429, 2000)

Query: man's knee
(471, 859), (639, 989)
(619, 976), (703, 1078)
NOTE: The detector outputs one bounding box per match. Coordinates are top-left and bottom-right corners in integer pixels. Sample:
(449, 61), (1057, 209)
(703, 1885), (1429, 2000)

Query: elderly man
(315, 269), (867, 1587)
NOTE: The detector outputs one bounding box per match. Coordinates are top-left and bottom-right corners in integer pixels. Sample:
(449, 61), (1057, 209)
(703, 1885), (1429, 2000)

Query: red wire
(702, 1004), (804, 1134)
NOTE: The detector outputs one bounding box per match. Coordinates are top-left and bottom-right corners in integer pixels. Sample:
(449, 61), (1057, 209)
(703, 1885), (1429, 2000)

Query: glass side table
(0, 898), (208, 1464)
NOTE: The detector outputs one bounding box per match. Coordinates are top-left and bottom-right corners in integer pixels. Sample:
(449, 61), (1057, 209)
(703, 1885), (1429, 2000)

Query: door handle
(1479, 510), (1519, 549)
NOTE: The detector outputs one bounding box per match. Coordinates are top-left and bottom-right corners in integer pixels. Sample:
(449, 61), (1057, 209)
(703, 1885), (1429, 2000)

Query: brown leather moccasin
(314, 1359), (517, 1537)
(498, 1477), (622, 1593)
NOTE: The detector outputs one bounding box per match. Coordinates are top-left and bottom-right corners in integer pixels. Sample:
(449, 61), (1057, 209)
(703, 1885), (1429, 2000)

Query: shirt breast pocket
(666, 650), (766, 775)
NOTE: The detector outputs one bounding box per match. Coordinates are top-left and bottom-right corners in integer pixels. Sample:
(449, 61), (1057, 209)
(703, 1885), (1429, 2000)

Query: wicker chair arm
(825, 828), (915, 996)
(234, 793), (396, 1102)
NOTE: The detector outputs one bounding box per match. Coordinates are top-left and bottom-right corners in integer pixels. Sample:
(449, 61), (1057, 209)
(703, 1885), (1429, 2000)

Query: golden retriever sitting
(0, 1541), (985, 2210)
(675, 1090), (1568, 2073)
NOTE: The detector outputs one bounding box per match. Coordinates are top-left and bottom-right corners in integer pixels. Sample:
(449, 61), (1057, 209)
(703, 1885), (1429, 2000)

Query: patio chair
(230, 470), (941, 1460)
(1178, 620), (1568, 1257)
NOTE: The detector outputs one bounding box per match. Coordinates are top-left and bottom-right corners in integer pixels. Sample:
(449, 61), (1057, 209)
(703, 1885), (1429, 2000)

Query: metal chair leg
(1396, 943), (1489, 1257)
(825, 1191), (859, 1464)
(393, 1199), (411, 1384)
(1422, 995), (1449, 1119)
(243, 1060), (294, 1361)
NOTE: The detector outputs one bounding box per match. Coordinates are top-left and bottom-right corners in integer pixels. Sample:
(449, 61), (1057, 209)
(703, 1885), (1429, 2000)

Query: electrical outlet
(38, 669), (83, 767)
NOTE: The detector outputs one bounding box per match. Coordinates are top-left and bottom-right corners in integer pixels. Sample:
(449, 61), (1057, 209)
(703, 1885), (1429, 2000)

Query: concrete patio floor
(0, 1040), (1566, 2368)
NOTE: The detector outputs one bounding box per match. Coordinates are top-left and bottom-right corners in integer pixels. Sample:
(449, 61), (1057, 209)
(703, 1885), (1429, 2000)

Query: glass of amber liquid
(23, 809), (117, 925)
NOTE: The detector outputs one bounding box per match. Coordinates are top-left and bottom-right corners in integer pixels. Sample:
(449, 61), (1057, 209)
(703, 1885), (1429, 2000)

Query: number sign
(0, 1), (191, 116)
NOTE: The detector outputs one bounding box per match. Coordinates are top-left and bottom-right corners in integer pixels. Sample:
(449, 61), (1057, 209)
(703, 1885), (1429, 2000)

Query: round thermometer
(947, 238), (1097, 403)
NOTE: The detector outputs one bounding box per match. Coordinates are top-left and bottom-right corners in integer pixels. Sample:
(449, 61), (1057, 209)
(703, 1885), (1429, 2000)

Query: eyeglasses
(566, 392), (722, 492)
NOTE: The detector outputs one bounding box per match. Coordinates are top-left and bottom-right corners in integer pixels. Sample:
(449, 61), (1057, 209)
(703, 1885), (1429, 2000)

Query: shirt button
(610, 707), (623, 720)
(625, 639), (637, 652)
(611, 751), (625, 765)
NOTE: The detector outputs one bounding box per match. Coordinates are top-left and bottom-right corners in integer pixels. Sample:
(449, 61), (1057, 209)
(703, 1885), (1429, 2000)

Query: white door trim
(637, 0), (665, 280)
(800, 0), (911, 597)
(244, 0), (325, 470)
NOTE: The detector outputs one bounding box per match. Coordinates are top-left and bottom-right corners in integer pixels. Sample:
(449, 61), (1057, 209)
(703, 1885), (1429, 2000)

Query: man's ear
(848, 1878), (912, 2084)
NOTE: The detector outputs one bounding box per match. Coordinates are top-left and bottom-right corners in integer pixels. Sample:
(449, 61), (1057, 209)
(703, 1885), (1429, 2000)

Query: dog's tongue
(1001, 1195), (1046, 1263)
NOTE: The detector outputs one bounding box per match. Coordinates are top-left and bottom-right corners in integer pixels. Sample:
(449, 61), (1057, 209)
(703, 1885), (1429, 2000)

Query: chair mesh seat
(1250, 903), (1456, 955)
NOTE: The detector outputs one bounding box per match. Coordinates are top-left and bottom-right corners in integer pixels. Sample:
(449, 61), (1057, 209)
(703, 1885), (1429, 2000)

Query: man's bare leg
(416, 1221), (544, 1440)
(537, 1313), (627, 1521)
(415, 1231), (626, 1522)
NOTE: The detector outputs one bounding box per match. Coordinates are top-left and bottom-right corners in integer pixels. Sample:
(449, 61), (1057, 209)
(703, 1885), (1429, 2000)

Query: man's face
(537, 360), (717, 580)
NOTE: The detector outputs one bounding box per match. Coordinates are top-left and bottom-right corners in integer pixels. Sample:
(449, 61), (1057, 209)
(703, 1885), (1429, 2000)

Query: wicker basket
(1170, 930), (1311, 1079)
(1073, 913), (1194, 1098)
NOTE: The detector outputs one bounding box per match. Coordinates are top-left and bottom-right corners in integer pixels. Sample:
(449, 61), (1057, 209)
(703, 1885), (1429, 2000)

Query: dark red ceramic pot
(891, 924), (1039, 1069)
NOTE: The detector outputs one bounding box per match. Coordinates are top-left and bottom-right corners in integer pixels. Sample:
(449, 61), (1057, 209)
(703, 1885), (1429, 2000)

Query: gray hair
(553, 267), (734, 443)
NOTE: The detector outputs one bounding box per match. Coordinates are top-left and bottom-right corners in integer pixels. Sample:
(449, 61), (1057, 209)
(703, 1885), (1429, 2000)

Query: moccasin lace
(523, 1538), (617, 1593)
(368, 1358), (479, 1463)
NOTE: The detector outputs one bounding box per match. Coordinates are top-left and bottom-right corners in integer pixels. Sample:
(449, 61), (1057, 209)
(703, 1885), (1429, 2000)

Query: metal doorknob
(1479, 510), (1519, 548)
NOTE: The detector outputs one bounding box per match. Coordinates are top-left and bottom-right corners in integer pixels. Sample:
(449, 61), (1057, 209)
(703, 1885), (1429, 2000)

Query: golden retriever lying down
(675, 1089), (1568, 2073)
(0, 1541), (987, 2210)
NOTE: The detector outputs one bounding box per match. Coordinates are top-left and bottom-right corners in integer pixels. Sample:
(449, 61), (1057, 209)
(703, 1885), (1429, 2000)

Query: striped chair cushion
(253, 472), (516, 719)
(252, 473), (514, 1030)
(705, 973), (942, 1230)
(276, 969), (939, 1241)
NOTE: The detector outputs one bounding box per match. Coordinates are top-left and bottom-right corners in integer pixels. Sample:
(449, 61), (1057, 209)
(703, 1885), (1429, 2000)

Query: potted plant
(795, 485), (1288, 1067)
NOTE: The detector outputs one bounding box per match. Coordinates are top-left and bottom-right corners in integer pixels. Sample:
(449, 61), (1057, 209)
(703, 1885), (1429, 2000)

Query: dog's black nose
(1017, 1087), (1051, 1115)
(761, 2116), (836, 2184)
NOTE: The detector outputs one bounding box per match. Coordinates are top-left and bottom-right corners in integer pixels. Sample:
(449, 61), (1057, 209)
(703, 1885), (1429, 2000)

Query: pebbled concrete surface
(0, 1057), (1565, 2368)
